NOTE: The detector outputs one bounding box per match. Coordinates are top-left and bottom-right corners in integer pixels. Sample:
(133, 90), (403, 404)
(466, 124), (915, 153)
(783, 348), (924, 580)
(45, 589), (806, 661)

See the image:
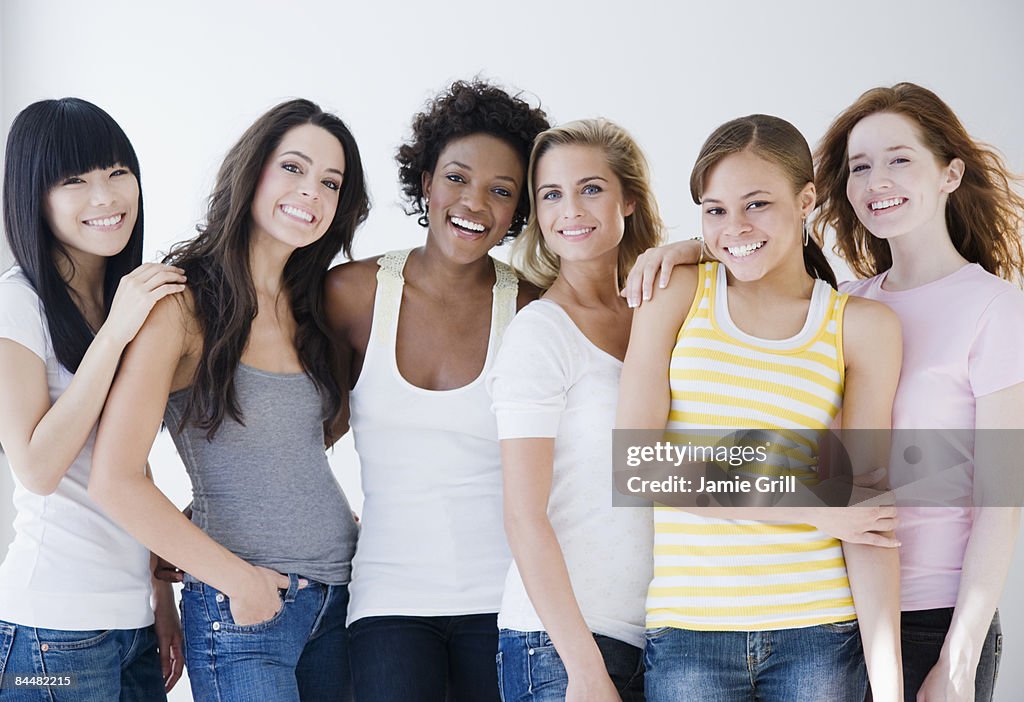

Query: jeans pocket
(820, 619), (859, 634)
(645, 626), (675, 641)
(0, 621), (15, 684)
(37, 629), (113, 650)
(526, 641), (567, 695)
(214, 588), (286, 634)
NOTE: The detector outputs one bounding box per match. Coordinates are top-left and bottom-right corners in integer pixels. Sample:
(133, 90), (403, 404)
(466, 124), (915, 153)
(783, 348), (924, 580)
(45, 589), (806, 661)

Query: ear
(942, 157), (965, 195)
(624, 198), (636, 218)
(421, 170), (433, 203)
(799, 181), (816, 217)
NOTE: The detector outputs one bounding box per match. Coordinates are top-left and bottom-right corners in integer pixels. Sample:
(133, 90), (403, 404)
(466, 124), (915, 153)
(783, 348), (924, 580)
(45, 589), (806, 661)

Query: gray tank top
(164, 364), (357, 585)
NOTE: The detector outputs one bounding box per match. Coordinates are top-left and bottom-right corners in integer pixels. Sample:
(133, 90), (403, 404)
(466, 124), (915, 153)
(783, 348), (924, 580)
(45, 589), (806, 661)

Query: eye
(891, 157), (910, 165)
(582, 184), (602, 196)
(61, 176), (85, 186)
(445, 173), (466, 184)
(322, 179), (341, 192)
(492, 187), (513, 198)
(282, 162), (302, 174)
(746, 201), (769, 210)
(705, 206), (725, 216)
(850, 164), (869, 174)
(541, 190), (561, 201)
(110, 168), (131, 177)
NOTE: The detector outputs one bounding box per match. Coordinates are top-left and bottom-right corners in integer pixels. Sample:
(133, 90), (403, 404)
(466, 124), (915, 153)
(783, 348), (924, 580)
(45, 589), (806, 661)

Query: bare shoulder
(516, 279), (543, 310)
(842, 294), (901, 340)
(324, 257), (379, 332)
(137, 288), (202, 359)
(638, 262), (701, 319)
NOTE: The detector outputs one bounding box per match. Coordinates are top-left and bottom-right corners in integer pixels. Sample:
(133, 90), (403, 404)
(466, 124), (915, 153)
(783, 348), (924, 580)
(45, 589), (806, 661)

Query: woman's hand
(797, 505), (899, 547)
(227, 566), (306, 627)
(916, 656), (975, 702)
(96, 263), (186, 348)
(152, 580), (184, 692)
(620, 239), (704, 308)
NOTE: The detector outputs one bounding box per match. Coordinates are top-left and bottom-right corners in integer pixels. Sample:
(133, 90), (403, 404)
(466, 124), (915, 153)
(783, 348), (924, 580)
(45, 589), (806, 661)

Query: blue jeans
(644, 621), (866, 702)
(0, 620), (165, 701)
(497, 629), (644, 701)
(348, 613), (500, 702)
(901, 609), (1001, 702)
(180, 573), (351, 702)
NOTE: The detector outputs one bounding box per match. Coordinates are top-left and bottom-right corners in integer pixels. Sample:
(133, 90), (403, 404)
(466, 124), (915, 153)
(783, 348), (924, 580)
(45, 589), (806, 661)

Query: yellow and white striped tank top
(647, 262), (856, 632)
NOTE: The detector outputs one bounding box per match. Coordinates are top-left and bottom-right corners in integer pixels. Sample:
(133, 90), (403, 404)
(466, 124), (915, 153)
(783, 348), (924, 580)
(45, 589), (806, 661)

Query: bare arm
(89, 295), (289, 627)
(840, 297), (904, 702)
(0, 264), (185, 495)
(918, 383), (1023, 701)
(620, 239), (705, 309)
(502, 438), (620, 702)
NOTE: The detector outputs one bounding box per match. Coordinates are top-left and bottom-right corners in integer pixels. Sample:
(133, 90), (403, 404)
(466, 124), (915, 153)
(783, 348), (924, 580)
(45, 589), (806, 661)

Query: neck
(547, 252), (622, 309)
(411, 240), (496, 291)
(883, 221), (968, 290)
(725, 255), (815, 301)
(248, 235), (292, 300)
(54, 249), (107, 311)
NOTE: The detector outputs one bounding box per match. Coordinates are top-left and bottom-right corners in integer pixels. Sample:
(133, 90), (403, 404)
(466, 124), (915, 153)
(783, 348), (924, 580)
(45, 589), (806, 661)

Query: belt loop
(283, 573), (300, 603)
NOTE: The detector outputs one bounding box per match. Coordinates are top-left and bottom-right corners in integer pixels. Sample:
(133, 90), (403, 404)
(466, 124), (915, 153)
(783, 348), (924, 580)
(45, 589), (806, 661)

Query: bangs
(39, 99), (140, 188)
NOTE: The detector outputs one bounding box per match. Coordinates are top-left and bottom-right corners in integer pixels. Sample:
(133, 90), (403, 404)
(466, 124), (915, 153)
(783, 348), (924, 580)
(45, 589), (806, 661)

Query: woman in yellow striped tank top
(617, 115), (904, 701)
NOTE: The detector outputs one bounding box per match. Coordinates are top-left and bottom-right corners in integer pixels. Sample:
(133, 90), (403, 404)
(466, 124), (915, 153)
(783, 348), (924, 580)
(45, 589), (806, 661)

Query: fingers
(854, 531), (901, 548)
(165, 640), (184, 692)
(851, 466), (888, 488)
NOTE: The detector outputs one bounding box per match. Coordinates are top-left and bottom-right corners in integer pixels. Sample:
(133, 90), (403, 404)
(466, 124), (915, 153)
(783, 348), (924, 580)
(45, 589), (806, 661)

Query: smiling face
(534, 144), (634, 266)
(44, 165), (140, 264)
(250, 123), (346, 254)
(845, 111), (963, 246)
(701, 149), (813, 283)
(421, 133), (524, 264)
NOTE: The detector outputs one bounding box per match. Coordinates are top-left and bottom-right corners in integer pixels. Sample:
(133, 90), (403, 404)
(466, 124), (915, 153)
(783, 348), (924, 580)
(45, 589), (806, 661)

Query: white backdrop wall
(1, 1), (1021, 699)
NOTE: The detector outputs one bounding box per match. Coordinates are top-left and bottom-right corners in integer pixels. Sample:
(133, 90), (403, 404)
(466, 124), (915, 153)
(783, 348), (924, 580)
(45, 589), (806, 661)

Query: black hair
(2, 98), (144, 372)
(396, 79), (551, 238)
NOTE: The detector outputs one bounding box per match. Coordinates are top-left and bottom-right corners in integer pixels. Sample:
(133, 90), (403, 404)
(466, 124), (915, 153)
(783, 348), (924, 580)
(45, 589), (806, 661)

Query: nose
(865, 168), (892, 192)
(558, 192), (585, 220)
(88, 179), (116, 207)
(461, 183), (487, 212)
(722, 210), (752, 237)
(298, 172), (321, 200)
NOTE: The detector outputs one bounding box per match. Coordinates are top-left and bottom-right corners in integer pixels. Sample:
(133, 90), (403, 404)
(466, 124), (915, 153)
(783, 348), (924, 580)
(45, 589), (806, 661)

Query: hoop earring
(417, 203), (430, 228)
(802, 219), (810, 247)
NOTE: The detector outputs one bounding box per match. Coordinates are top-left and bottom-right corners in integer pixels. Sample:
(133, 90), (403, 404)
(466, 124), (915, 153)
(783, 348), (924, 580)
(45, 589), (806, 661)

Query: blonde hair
(512, 118), (664, 289)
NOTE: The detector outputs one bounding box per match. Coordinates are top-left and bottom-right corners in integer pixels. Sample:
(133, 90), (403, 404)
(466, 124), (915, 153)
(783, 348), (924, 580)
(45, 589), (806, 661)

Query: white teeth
(870, 198), (904, 211)
(84, 213), (123, 227)
(561, 227), (594, 237)
(726, 241), (765, 257)
(451, 216), (486, 232)
(281, 205), (314, 222)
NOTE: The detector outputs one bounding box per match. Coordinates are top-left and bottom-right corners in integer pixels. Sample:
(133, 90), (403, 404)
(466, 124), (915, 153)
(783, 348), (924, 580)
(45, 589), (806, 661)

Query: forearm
(843, 541), (901, 701)
(943, 507), (1021, 669)
(17, 333), (127, 492)
(506, 512), (605, 676)
(91, 469), (253, 597)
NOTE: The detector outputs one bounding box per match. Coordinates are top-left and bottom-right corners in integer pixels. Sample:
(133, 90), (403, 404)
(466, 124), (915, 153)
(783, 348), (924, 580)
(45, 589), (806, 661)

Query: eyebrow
(847, 145), (917, 162)
(536, 175), (609, 191)
(702, 189), (771, 204)
(442, 160), (519, 185)
(281, 150), (345, 177)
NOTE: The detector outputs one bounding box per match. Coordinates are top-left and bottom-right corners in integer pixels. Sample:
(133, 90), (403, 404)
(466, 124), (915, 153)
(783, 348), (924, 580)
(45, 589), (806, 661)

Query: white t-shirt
(0, 267), (153, 630)
(487, 299), (653, 649)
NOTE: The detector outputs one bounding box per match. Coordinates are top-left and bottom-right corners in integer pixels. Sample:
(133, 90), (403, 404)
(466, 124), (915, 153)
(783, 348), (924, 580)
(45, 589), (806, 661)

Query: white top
(486, 300), (653, 648)
(346, 249), (517, 623)
(0, 267), (153, 630)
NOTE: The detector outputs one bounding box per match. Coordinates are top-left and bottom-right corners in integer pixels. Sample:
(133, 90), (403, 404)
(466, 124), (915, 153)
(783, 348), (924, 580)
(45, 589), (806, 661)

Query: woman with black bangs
(0, 98), (186, 700)
(325, 79), (549, 702)
(88, 99), (369, 702)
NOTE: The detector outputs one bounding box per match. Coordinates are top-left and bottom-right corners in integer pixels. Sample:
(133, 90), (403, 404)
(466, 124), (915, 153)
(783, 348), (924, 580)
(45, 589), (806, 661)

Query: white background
(1, 1), (1021, 698)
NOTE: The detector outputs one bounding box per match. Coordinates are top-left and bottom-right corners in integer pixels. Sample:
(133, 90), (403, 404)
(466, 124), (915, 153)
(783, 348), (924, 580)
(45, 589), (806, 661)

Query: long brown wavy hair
(165, 99), (370, 439)
(690, 114), (837, 289)
(813, 82), (1024, 283)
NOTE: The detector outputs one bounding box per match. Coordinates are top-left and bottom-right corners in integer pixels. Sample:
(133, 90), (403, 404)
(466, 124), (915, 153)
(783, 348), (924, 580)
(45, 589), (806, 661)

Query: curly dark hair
(397, 79), (550, 238)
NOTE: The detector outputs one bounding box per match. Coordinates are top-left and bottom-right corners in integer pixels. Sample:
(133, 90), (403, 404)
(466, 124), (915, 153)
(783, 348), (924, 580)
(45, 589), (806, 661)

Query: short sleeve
(486, 304), (577, 440)
(969, 288), (1024, 397)
(0, 277), (48, 362)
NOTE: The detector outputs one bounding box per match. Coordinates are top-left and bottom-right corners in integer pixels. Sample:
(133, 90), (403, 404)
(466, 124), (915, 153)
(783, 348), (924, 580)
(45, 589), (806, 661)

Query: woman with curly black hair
(325, 79), (550, 701)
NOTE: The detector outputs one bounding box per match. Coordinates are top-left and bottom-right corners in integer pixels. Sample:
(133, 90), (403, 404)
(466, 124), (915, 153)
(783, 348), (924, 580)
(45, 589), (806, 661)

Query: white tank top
(347, 248), (518, 623)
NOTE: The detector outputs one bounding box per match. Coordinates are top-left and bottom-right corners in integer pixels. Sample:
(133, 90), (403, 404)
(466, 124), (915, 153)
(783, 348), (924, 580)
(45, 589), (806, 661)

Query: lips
(82, 212), (126, 229)
(559, 226), (595, 240)
(449, 214), (489, 240)
(868, 197), (907, 215)
(280, 204), (316, 224)
(725, 241), (766, 258)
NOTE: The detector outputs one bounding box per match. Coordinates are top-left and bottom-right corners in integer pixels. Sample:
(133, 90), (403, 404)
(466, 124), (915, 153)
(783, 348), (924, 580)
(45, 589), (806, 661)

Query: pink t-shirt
(841, 263), (1024, 610)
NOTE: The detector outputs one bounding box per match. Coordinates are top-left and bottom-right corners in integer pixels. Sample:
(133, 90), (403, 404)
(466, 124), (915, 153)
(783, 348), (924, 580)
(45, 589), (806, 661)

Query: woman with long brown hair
(814, 82), (1024, 702)
(89, 99), (370, 702)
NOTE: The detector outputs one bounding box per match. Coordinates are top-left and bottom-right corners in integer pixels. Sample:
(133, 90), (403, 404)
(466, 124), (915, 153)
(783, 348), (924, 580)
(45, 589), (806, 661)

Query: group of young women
(0, 77), (1019, 702)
